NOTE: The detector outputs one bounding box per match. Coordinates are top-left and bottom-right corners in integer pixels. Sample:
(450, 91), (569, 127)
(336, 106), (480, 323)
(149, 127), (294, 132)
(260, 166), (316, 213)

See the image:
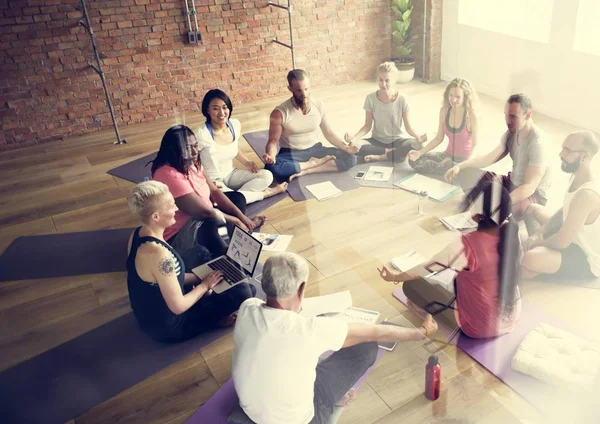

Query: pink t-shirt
(153, 164), (212, 241)
(455, 231), (521, 339)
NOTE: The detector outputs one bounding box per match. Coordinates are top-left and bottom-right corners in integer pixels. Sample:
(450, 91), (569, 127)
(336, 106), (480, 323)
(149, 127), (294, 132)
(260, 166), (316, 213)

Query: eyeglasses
(560, 147), (588, 154)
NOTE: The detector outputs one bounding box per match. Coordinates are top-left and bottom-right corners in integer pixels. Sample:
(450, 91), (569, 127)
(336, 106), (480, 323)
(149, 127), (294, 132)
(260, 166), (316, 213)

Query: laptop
(191, 225), (262, 293)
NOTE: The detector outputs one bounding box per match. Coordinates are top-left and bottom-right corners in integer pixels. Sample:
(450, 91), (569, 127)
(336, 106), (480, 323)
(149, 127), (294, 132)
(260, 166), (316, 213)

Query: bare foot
(289, 171), (305, 182)
(263, 182), (288, 198)
(364, 153), (388, 163)
(300, 155), (335, 171)
(217, 312), (237, 328)
(335, 388), (357, 407)
(252, 215), (267, 227)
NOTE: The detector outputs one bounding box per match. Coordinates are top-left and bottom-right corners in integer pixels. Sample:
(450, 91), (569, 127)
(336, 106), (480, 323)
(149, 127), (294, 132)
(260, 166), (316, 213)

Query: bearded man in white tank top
(522, 130), (600, 280)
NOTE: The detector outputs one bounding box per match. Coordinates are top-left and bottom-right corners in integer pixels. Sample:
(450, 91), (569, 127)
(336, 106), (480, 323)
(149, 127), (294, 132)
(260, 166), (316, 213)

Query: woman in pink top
(151, 125), (266, 261)
(408, 78), (479, 176)
(378, 181), (522, 339)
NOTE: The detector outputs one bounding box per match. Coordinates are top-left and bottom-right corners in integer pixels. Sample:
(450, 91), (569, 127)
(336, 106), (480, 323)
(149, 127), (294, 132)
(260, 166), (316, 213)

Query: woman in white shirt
(197, 89), (287, 204)
(345, 62), (427, 164)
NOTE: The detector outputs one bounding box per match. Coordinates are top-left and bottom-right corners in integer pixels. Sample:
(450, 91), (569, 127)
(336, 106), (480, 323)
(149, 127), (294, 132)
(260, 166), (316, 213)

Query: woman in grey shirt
(345, 62), (427, 164)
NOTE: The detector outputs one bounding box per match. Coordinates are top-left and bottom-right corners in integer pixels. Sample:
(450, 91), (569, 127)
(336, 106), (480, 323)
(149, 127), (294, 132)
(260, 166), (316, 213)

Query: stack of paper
(364, 166), (393, 182)
(391, 250), (425, 272)
(439, 211), (478, 231)
(426, 268), (458, 292)
(394, 173), (460, 202)
(253, 233), (293, 252)
(305, 181), (342, 201)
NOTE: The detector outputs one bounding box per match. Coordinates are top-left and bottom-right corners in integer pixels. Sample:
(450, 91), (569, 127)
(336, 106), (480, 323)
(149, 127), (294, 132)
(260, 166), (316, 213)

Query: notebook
(439, 211), (478, 231)
(393, 173), (461, 202)
(191, 225), (262, 293)
(305, 181), (342, 201)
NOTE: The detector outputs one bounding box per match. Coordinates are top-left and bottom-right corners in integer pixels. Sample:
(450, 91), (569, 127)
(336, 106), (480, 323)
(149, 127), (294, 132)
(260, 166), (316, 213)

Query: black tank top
(126, 227), (186, 341)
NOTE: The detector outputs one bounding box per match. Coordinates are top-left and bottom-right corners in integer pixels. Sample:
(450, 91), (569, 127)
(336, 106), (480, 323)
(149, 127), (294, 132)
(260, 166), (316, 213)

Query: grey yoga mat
(107, 152), (156, 183)
(0, 228), (132, 282)
(0, 277), (265, 424)
(243, 130), (361, 201)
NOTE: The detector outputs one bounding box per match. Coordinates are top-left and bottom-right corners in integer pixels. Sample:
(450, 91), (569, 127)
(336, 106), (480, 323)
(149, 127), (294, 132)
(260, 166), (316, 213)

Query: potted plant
(392, 0), (416, 83)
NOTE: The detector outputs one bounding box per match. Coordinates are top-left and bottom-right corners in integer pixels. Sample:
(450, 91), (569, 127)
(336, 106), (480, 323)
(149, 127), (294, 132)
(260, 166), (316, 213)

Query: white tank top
(563, 179), (600, 276)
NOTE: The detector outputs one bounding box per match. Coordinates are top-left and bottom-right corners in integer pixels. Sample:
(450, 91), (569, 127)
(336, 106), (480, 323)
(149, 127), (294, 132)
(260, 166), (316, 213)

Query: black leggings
(357, 137), (422, 164)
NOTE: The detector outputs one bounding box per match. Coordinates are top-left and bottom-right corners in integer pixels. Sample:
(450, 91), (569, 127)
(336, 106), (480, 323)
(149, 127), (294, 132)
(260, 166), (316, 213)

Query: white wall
(441, 0), (600, 134)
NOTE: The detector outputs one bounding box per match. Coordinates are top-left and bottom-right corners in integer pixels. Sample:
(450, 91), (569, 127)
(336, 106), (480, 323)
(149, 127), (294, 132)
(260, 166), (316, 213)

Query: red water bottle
(425, 355), (441, 400)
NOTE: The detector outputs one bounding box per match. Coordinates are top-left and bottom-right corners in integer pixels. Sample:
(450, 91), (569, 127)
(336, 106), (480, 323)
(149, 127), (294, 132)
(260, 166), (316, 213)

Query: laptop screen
(226, 226), (262, 276)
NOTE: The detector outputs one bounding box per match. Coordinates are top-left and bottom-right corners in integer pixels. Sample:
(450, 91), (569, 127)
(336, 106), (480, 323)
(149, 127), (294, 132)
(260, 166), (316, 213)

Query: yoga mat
(245, 191), (289, 217)
(244, 130), (360, 202)
(392, 287), (598, 419)
(186, 349), (384, 424)
(0, 277), (265, 424)
(0, 228), (133, 282)
(107, 152), (156, 183)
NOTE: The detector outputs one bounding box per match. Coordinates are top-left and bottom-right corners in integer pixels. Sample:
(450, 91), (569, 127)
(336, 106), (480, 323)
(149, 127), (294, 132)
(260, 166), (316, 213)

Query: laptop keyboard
(207, 257), (246, 285)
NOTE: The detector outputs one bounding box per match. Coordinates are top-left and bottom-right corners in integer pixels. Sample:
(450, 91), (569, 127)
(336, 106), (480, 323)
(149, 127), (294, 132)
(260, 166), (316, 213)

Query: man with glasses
(445, 93), (551, 222)
(521, 131), (600, 280)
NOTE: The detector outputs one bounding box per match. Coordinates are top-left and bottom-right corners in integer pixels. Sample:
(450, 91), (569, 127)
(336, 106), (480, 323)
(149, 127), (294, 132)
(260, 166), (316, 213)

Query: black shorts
(555, 243), (595, 280)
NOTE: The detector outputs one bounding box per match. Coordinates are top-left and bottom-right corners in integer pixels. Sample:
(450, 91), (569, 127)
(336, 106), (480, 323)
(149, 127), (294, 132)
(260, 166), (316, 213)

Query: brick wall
(0, 0), (391, 150)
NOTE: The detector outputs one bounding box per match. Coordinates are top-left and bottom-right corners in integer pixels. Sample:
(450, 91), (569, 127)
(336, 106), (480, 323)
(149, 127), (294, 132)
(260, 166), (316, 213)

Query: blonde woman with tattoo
(126, 180), (256, 343)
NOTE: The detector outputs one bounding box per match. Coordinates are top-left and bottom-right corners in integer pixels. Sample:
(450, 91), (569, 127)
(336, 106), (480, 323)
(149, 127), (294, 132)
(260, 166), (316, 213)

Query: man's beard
(561, 159), (580, 173)
(294, 95), (310, 113)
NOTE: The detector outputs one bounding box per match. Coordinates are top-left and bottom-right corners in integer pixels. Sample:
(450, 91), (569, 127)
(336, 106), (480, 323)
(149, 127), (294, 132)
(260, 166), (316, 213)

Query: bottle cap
(428, 355), (439, 366)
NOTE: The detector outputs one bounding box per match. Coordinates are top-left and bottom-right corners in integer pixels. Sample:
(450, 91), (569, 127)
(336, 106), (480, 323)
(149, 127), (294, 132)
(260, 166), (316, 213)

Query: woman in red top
(152, 125), (266, 261)
(379, 180), (521, 339)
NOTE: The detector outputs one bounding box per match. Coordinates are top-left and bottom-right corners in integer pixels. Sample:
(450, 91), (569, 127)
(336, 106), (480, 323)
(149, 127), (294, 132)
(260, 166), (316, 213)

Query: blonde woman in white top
(197, 89), (287, 204)
(522, 131), (600, 279)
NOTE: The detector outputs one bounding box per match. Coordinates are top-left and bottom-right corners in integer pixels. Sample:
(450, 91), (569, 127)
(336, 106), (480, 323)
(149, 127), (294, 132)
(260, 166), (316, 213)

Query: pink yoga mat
(186, 349), (384, 424)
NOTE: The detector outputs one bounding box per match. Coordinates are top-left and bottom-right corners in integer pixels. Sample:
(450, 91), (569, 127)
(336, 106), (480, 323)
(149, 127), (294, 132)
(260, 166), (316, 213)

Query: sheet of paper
(300, 290), (353, 317)
(426, 268), (458, 292)
(364, 166), (393, 182)
(305, 181), (342, 201)
(395, 173), (460, 201)
(391, 250), (426, 271)
(253, 233), (293, 252)
(440, 211), (478, 231)
(323, 306), (380, 324)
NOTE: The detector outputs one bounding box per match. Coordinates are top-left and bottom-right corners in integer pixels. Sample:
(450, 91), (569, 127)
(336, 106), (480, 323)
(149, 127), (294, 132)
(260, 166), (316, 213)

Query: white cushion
(511, 323), (600, 390)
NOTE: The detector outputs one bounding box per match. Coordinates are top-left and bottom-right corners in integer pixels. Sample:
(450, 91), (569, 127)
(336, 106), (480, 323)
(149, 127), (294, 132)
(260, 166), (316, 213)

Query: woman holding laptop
(125, 180), (255, 343)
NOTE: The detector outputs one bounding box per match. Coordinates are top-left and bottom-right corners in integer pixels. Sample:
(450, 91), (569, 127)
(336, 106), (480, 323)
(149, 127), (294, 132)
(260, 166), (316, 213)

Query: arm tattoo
(158, 257), (175, 276)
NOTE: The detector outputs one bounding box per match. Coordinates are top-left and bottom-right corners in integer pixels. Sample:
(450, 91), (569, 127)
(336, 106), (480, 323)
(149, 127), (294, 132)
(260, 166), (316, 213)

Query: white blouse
(196, 118), (242, 180)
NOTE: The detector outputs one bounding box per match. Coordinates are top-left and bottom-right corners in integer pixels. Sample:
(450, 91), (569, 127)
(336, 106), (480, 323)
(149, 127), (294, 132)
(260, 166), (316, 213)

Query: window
(458, 0), (553, 43)
(573, 0), (600, 56)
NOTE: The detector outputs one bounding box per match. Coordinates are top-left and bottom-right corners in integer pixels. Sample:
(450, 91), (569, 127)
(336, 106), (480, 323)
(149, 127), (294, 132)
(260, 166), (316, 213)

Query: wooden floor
(1, 80), (599, 424)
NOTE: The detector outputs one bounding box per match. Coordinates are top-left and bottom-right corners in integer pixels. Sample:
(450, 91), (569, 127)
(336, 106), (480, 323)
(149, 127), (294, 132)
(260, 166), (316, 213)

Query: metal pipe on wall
(77, 0), (126, 144)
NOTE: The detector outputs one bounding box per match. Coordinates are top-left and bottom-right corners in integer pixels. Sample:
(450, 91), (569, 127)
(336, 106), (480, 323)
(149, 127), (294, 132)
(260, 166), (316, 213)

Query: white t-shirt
(196, 119), (242, 181)
(232, 298), (348, 424)
(363, 91), (410, 143)
(275, 98), (325, 150)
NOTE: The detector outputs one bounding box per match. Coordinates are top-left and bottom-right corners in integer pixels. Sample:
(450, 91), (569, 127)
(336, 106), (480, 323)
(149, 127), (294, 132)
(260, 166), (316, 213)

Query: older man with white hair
(231, 252), (437, 424)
